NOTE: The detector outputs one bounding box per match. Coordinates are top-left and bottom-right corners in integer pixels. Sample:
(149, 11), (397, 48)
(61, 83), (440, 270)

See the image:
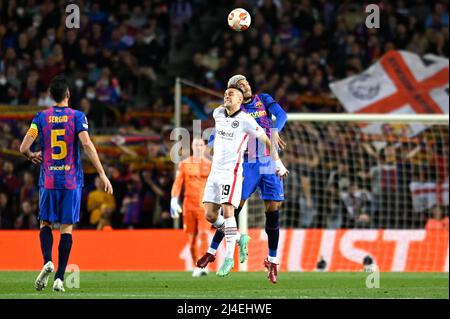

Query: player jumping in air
(20, 75), (113, 292)
(202, 85), (288, 277)
(197, 75), (288, 283)
(170, 137), (212, 277)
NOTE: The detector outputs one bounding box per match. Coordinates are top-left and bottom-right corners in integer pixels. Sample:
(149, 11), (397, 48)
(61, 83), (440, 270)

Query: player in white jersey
(202, 86), (289, 277)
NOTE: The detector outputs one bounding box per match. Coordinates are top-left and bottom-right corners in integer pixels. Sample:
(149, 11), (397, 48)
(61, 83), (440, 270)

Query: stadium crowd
(0, 0), (449, 230)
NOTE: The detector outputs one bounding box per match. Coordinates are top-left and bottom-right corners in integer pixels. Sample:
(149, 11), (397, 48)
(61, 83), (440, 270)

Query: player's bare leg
(53, 224), (73, 292)
(216, 203), (237, 277)
(35, 220), (54, 291)
(263, 200), (282, 284)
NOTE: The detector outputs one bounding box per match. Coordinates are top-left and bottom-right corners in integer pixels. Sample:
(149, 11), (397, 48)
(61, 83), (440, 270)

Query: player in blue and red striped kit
(197, 75), (288, 284)
(20, 75), (113, 292)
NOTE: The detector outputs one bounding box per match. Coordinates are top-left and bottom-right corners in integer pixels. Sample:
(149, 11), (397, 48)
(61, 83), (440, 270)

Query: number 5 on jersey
(51, 129), (67, 160)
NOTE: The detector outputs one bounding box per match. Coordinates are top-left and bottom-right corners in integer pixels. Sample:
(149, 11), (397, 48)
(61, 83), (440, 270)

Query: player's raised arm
(78, 131), (113, 195)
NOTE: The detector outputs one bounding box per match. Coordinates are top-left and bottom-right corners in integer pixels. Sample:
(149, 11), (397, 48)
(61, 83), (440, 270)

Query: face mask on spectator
(75, 79), (84, 88)
(86, 90), (96, 100)
(0, 76), (6, 86)
(143, 34), (155, 44)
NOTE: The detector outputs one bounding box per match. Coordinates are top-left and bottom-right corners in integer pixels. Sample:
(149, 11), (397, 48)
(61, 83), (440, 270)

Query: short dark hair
(227, 84), (244, 96)
(49, 75), (69, 103)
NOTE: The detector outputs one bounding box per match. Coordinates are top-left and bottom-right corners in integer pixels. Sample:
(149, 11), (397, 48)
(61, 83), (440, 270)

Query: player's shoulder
(72, 108), (86, 118)
(33, 109), (50, 124)
(180, 157), (193, 165)
(258, 93), (275, 104)
(33, 110), (43, 119)
(213, 106), (225, 119)
(237, 110), (255, 122)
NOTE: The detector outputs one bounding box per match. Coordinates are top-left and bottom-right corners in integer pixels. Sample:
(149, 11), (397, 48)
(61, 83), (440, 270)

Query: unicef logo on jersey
(231, 120), (239, 128)
(348, 73), (380, 100)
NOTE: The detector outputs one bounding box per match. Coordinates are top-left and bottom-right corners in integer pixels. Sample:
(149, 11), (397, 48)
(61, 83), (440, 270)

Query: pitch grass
(0, 272), (447, 299)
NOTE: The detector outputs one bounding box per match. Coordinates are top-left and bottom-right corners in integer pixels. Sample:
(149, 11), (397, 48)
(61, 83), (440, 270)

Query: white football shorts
(202, 170), (242, 209)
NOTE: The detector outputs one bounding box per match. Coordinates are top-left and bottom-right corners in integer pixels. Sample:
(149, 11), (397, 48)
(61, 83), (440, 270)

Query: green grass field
(0, 272), (447, 299)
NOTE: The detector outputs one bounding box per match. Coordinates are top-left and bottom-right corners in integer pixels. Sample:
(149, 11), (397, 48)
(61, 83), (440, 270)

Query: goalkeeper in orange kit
(171, 137), (212, 277)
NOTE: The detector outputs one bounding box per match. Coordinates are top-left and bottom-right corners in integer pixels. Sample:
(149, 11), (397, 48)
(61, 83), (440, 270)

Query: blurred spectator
(1, 161), (20, 200)
(369, 146), (398, 228)
(0, 0), (449, 231)
(154, 211), (173, 228)
(14, 200), (38, 229)
(325, 163), (351, 229)
(140, 170), (172, 227)
(0, 191), (13, 229)
(425, 205), (449, 230)
(121, 174), (143, 229)
(19, 171), (38, 210)
(87, 176), (116, 230)
(340, 181), (372, 228)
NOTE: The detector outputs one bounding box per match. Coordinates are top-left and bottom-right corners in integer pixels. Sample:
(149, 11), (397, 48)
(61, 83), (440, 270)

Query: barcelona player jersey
(241, 94), (275, 160)
(29, 106), (88, 189)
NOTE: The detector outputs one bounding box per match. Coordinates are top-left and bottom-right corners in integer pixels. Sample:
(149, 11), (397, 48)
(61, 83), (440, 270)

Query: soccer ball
(227, 8), (251, 32)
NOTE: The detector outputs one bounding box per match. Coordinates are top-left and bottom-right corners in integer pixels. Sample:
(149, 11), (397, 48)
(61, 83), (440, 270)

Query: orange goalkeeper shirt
(171, 156), (211, 209)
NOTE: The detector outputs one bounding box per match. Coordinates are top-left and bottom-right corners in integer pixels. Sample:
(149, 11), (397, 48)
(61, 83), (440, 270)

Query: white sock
(206, 214), (225, 256)
(213, 214), (225, 229)
(224, 217), (238, 259)
(268, 256), (279, 264)
(236, 231), (241, 242)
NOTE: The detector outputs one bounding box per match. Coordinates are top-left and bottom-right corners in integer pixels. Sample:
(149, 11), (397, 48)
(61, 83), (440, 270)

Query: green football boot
(216, 258), (234, 277)
(238, 234), (251, 263)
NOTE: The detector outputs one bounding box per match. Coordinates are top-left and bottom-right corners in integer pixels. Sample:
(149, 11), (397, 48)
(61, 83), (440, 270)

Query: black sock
(210, 206), (243, 249)
(39, 226), (53, 265)
(55, 234), (73, 281)
(265, 210), (280, 258)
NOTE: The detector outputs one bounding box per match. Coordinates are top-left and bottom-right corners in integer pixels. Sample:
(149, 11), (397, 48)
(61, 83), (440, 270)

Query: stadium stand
(0, 0), (448, 230)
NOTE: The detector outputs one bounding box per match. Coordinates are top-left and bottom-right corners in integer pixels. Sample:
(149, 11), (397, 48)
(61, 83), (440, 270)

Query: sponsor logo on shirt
(217, 130), (234, 139)
(249, 110), (267, 118)
(49, 165), (71, 171)
(255, 101), (264, 109)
